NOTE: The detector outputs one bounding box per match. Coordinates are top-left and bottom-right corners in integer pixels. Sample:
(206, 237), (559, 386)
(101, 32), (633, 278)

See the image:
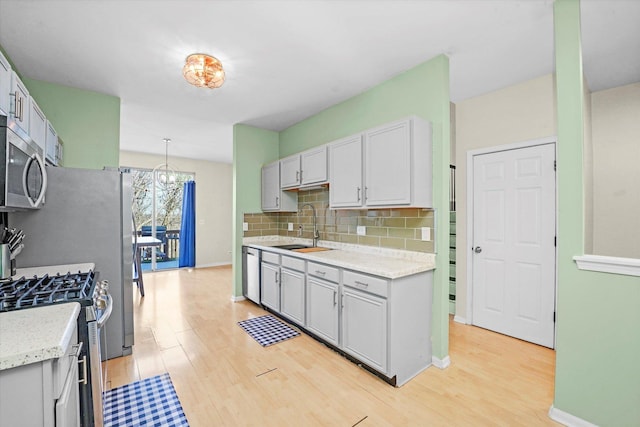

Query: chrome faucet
(301, 203), (320, 247)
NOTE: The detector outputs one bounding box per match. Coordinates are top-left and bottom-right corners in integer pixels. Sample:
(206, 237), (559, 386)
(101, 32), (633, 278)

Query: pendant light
(153, 138), (176, 187)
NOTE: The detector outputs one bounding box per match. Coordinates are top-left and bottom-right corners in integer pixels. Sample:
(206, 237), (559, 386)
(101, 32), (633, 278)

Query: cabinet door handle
(78, 355), (88, 385)
(364, 187), (368, 202)
(354, 280), (369, 288)
(11, 91), (18, 118)
(275, 272), (279, 283)
(275, 196), (279, 207)
(357, 187), (361, 202)
(333, 290), (337, 306)
(16, 93), (21, 121)
(296, 170), (300, 183)
(315, 270), (326, 275)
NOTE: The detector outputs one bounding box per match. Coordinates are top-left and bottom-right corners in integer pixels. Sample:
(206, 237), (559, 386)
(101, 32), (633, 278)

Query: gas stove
(0, 271), (98, 311)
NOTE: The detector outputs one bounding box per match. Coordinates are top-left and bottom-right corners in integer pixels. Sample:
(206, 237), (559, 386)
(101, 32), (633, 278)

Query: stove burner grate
(0, 271), (96, 311)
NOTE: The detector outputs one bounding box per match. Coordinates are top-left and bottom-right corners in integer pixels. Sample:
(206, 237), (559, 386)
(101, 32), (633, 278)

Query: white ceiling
(0, 0), (638, 163)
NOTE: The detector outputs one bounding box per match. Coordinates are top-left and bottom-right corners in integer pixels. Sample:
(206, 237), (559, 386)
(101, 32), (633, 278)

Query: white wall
(453, 74), (557, 320)
(120, 151), (233, 267)
(590, 82), (640, 258)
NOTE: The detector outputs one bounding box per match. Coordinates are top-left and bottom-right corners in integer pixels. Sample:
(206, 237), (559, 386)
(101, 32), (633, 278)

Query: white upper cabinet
(9, 71), (30, 135)
(329, 116), (432, 209)
(329, 134), (364, 208)
(45, 120), (58, 165)
(29, 97), (46, 154)
(280, 154), (301, 189)
(300, 145), (327, 186)
(280, 145), (328, 189)
(0, 50), (10, 115)
(365, 119), (412, 206)
(262, 160), (298, 212)
(262, 161), (281, 210)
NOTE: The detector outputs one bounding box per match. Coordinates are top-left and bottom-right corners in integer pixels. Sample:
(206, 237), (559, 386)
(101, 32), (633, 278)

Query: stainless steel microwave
(1, 115), (47, 211)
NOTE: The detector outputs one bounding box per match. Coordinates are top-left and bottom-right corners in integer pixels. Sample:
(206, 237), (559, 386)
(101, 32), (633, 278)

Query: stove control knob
(95, 298), (107, 310)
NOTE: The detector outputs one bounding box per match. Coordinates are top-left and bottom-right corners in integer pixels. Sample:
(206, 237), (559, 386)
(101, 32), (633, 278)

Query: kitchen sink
(272, 244), (311, 250)
(271, 244), (333, 253)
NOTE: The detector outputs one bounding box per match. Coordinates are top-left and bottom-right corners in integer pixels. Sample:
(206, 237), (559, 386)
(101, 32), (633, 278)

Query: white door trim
(465, 136), (557, 340)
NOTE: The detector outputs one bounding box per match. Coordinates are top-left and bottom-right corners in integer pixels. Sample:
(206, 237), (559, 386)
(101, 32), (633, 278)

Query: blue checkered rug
(238, 315), (300, 346)
(104, 373), (189, 427)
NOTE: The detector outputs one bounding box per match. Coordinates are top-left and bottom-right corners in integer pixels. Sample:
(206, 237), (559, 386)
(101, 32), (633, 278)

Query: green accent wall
(234, 55), (451, 359)
(232, 124), (280, 296)
(553, 1), (640, 425)
(1, 43), (121, 169)
(23, 78), (120, 169)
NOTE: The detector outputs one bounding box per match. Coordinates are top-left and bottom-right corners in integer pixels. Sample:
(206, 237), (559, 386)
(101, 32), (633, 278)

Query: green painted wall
(23, 78), (120, 169)
(2, 43), (121, 169)
(232, 124), (280, 296)
(553, 1), (640, 425)
(279, 55), (452, 359)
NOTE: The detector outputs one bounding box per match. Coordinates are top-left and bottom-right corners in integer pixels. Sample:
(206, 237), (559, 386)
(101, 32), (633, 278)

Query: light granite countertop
(0, 302), (80, 371)
(243, 236), (435, 279)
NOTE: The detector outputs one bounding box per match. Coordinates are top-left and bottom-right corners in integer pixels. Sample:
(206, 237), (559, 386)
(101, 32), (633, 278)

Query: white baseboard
(431, 355), (451, 369)
(230, 295), (246, 302)
(453, 315), (467, 324)
(548, 405), (598, 427)
(196, 262), (232, 269)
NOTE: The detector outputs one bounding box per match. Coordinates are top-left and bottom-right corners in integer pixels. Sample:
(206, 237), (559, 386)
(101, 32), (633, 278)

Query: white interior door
(471, 143), (556, 348)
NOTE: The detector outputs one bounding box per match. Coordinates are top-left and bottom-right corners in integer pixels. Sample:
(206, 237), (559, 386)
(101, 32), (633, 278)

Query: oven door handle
(97, 294), (113, 329)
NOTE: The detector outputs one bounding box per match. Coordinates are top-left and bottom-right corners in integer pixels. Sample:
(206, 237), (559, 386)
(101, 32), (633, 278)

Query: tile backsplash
(243, 188), (435, 253)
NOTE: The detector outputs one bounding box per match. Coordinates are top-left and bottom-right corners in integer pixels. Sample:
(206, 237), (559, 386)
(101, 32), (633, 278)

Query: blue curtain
(179, 181), (196, 267)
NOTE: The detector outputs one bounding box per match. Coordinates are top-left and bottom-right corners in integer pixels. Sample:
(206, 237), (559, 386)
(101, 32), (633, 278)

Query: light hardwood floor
(105, 266), (559, 426)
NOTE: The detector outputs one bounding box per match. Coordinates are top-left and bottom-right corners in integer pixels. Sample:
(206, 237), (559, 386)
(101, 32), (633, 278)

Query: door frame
(465, 136), (558, 346)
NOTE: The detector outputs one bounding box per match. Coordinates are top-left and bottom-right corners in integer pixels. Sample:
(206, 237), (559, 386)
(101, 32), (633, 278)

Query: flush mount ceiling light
(182, 53), (225, 89)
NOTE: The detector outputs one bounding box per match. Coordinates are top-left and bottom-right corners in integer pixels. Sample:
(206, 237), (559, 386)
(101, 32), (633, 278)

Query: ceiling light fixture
(182, 53), (225, 89)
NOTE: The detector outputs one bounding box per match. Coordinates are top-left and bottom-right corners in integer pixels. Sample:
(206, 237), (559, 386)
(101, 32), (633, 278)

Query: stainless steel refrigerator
(8, 166), (134, 360)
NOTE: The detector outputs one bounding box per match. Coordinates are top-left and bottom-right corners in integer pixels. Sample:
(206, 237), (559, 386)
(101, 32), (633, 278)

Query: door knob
(474, 246), (482, 253)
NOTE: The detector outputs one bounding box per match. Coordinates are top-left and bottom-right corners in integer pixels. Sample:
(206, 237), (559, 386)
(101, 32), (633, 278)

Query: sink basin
(272, 244), (311, 250)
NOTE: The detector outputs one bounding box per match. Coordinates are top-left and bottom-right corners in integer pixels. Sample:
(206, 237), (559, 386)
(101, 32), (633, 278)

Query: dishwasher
(242, 246), (261, 304)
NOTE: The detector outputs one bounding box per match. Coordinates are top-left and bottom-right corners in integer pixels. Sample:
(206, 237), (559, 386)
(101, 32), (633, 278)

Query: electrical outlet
(242, 222), (248, 231)
(288, 223), (294, 231)
(357, 225), (366, 236)
(421, 227), (431, 241)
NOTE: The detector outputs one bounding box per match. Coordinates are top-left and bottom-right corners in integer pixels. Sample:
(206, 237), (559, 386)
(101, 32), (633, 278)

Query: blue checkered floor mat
(103, 373), (189, 427)
(238, 315), (300, 346)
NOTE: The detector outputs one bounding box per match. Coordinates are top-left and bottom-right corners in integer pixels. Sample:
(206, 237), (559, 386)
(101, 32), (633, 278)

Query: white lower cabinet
(56, 353), (80, 427)
(0, 324), (80, 427)
(342, 285), (388, 374)
(253, 246), (433, 386)
(280, 267), (305, 324)
(280, 255), (306, 324)
(306, 277), (340, 346)
(261, 261), (280, 311)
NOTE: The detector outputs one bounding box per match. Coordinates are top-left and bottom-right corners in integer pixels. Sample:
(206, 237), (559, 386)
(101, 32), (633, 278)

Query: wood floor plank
(105, 266), (559, 426)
